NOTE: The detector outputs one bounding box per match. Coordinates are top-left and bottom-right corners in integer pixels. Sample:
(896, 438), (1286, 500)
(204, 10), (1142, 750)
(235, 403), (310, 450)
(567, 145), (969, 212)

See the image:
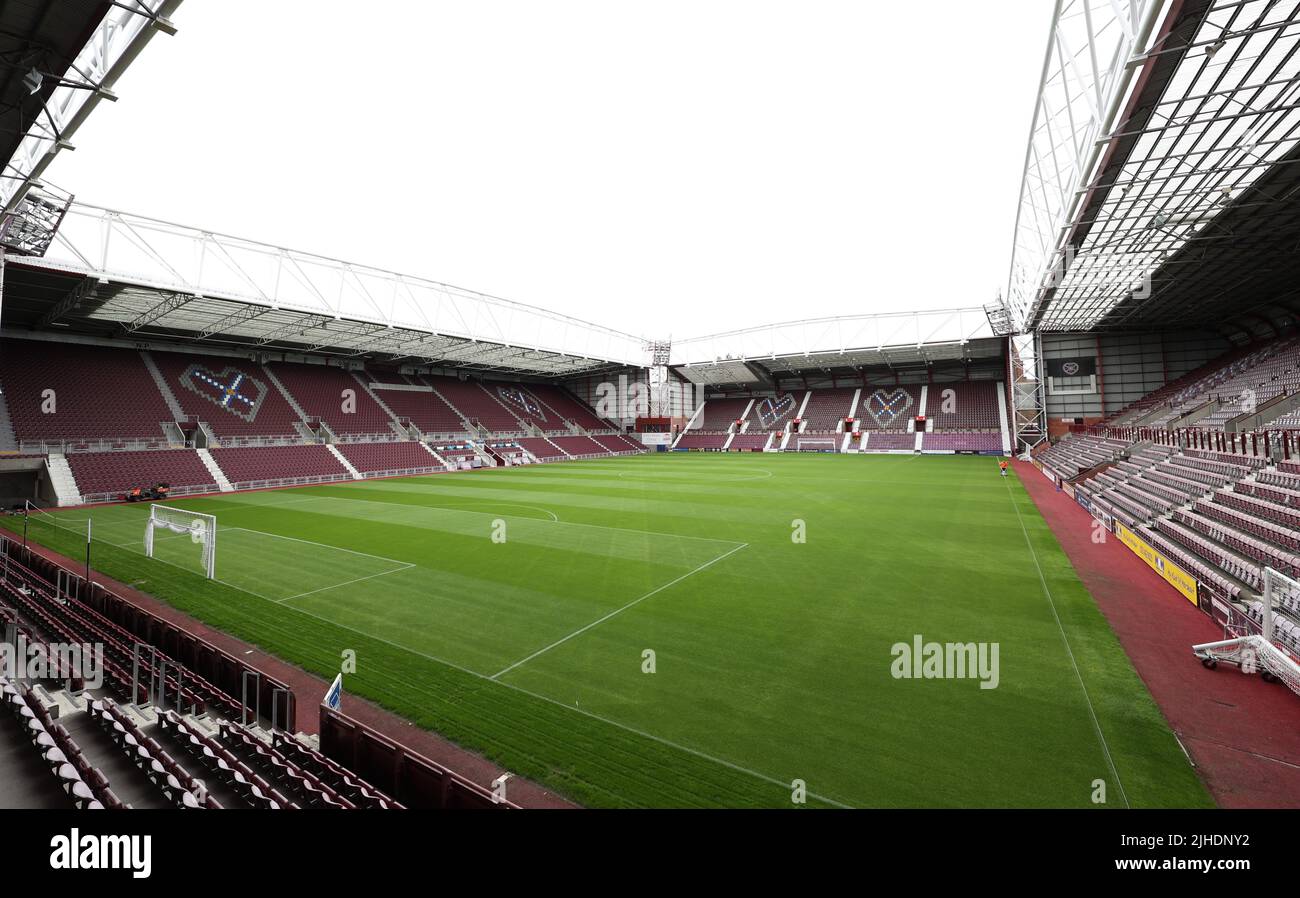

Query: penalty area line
(275, 563), (416, 604)
(489, 541), (750, 680)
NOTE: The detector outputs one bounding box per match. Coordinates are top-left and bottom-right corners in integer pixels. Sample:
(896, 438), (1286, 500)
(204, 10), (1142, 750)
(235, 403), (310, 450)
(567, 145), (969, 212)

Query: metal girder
(671, 308), (995, 366)
(36, 274), (94, 328)
(121, 291), (193, 333)
(2, 1), (183, 213)
(1009, 0), (1300, 334)
(1006, 0), (1168, 333)
(191, 303), (270, 340)
(1008, 333), (1048, 454)
(41, 201), (645, 366)
(254, 314), (333, 346)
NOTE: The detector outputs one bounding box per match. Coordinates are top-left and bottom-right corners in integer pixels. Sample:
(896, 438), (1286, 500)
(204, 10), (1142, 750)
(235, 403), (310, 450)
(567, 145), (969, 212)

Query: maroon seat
(67, 449), (215, 499)
(268, 363), (395, 437)
(334, 441), (444, 473)
(209, 445), (348, 485)
(150, 351), (302, 440)
(0, 340), (175, 444)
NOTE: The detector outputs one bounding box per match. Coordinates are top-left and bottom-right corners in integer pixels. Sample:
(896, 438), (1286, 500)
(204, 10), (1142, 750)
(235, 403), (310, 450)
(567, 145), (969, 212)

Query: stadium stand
(525, 383), (615, 431)
(0, 340), (176, 447)
(334, 441), (445, 474)
(798, 388), (855, 432)
(926, 381), (1000, 430)
(693, 398), (750, 431)
(368, 385), (469, 436)
(550, 435), (611, 457)
(66, 449), (216, 502)
(518, 437), (568, 460)
(922, 432), (1001, 452)
(861, 431), (914, 451)
(150, 350), (303, 440)
(0, 529), (510, 809)
(592, 433), (644, 454)
(209, 445), (350, 486)
(857, 386), (920, 430)
(425, 377), (525, 433)
(729, 432), (771, 450)
(745, 393), (800, 432)
(266, 362), (397, 438)
(674, 433), (730, 450)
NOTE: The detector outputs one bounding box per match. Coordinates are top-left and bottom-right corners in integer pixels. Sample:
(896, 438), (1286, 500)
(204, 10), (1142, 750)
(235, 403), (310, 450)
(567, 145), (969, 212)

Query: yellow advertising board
(1115, 522), (1198, 606)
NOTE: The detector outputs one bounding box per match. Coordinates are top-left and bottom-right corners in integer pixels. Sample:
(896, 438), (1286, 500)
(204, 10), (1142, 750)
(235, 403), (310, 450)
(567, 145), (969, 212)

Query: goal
(145, 505), (217, 579)
(794, 437), (838, 452)
(1192, 566), (1300, 697)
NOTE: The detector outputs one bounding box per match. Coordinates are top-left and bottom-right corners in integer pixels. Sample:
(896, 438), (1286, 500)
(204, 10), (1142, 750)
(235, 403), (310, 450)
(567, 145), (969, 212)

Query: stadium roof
(0, 201), (646, 377)
(0, 1), (180, 213)
(670, 308), (1003, 384)
(1007, 0), (1300, 335)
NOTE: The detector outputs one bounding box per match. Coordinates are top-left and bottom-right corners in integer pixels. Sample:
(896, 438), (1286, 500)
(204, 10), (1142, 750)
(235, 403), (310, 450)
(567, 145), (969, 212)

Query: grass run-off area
(3, 453), (1212, 808)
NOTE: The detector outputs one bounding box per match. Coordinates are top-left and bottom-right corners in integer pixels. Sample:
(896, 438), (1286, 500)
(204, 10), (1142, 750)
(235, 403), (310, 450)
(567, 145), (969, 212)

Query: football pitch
(3, 453), (1213, 808)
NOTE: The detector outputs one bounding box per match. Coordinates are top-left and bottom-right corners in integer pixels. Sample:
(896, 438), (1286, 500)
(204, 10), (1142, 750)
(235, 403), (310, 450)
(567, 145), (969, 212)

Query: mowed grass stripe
(3, 453), (1214, 808)
(9, 511), (821, 808)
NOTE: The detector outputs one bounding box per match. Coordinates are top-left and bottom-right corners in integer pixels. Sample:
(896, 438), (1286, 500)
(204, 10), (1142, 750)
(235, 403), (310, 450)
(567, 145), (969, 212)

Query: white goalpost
(145, 506), (217, 579)
(794, 437), (837, 452)
(1193, 566), (1300, 698)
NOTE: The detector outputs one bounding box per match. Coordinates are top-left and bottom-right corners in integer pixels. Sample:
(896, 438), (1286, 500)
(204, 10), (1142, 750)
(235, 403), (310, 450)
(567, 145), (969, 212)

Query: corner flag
(324, 673), (342, 710)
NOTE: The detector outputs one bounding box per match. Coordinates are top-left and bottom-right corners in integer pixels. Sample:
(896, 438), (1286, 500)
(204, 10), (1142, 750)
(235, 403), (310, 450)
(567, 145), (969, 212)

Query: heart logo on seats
(497, 386), (546, 419)
(756, 394), (795, 427)
(864, 388), (914, 426)
(179, 364), (269, 422)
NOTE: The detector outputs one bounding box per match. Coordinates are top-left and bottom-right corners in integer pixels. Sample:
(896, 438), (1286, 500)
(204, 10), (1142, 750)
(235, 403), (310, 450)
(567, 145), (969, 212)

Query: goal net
(794, 437), (838, 452)
(1192, 566), (1300, 698)
(145, 505), (217, 579)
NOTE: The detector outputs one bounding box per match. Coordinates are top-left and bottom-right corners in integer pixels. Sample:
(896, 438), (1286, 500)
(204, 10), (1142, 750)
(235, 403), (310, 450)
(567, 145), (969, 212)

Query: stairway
(0, 388), (17, 451)
(349, 371), (405, 433)
(262, 365), (311, 423)
(195, 448), (234, 492)
(45, 454), (81, 506)
(326, 444), (363, 480)
(418, 442), (454, 471)
(140, 352), (187, 422)
(426, 385), (475, 434)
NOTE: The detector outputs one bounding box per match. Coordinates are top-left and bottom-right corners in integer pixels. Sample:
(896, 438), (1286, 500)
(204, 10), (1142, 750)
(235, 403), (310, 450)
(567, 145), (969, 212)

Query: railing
(19, 437), (182, 454)
(357, 465), (447, 479)
(226, 473), (353, 491)
(212, 433), (322, 448)
(419, 431), (472, 442)
(79, 482), (219, 506)
(1088, 424), (1276, 458)
(0, 531), (296, 731)
(330, 431), (404, 444)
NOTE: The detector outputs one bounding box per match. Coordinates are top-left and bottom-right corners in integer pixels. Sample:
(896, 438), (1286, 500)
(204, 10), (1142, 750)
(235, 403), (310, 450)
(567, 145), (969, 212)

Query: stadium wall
(1042, 331), (1230, 436)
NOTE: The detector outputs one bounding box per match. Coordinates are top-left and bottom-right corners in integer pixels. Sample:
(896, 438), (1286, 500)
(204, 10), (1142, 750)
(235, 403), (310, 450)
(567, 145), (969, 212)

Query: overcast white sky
(45, 0), (1050, 342)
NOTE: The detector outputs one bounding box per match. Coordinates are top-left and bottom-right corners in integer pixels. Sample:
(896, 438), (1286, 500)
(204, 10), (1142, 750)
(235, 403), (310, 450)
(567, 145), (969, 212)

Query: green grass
(2, 453), (1213, 808)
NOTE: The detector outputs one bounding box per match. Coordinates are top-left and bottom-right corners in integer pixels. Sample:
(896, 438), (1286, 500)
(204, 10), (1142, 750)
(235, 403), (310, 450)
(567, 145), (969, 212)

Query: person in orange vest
(998, 459), (1009, 477)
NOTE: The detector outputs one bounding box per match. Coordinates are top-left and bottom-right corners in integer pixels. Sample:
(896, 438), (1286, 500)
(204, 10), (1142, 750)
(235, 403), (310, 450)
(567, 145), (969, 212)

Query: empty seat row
(88, 698), (219, 809)
(2, 678), (123, 809)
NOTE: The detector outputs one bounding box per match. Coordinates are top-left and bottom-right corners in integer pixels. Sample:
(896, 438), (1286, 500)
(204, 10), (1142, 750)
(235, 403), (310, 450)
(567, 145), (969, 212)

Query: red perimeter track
(1016, 460), (1300, 808)
(19, 538), (578, 809)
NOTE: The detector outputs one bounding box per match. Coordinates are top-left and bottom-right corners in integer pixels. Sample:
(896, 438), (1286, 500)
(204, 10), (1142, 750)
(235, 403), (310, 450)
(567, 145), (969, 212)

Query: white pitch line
(490, 542), (749, 680)
(222, 526), (412, 567)
(237, 575), (853, 808)
(19, 500), (850, 806)
(1002, 474), (1130, 808)
(238, 490), (746, 547)
(276, 563), (415, 604)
